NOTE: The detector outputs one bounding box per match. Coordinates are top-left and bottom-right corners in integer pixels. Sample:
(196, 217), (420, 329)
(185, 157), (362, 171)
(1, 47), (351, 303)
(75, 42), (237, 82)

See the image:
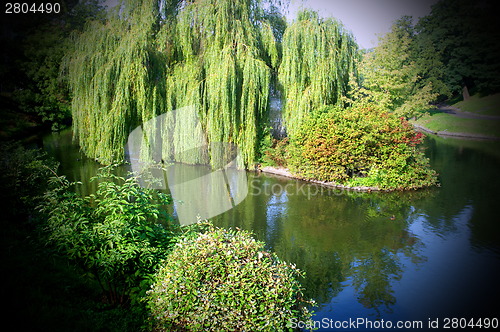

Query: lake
(43, 129), (500, 330)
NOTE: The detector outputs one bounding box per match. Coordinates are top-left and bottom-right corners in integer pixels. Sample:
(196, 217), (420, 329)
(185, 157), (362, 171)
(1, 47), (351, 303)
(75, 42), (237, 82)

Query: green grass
(452, 93), (500, 116)
(412, 111), (500, 138)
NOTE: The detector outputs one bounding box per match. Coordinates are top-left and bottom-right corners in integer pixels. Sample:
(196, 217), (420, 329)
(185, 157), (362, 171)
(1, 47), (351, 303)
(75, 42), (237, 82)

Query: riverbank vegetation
(3, 0), (499, 187)
(287, 106), (438, 190)
(2, 0), (500, 329)
(1, 142), (311, 330)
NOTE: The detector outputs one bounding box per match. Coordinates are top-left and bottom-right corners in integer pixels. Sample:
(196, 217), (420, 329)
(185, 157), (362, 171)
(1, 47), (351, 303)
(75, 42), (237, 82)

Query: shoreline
(412, 123), (500, 141)
(259, 166), (383, 192)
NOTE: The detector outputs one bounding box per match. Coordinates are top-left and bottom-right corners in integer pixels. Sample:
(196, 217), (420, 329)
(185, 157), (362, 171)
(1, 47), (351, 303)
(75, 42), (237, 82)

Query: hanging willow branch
(162, 0), (278, 167)
(64, 0), (281, 168)
(63, 0), (167, 164)
(278, 9), (360, 137)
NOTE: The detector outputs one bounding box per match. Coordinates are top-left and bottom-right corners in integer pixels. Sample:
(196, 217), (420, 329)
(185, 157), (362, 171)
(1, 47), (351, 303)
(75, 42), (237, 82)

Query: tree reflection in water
(214, 173), (433, 317)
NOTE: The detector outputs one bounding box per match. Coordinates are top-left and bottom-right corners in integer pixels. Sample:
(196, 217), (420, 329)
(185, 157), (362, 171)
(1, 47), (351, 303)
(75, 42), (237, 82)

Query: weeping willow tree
(278, 9), (359, 137)
(64, 0), (282, 167)
(63, 0), (173, 164)
(159, 0), (281, 167)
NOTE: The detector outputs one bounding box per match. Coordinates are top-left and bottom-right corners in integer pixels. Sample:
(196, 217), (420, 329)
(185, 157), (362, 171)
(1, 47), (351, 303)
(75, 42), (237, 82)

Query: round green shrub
(288, 105), (438, 190)
(147, 226), (313, 331)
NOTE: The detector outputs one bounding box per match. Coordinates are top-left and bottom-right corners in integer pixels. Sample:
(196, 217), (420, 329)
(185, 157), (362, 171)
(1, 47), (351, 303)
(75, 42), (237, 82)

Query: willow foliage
(65, 0), (282, 167)
(161, 0), (280, 167)
(278, 10), (359, 137)
(63, 0), (168, 164)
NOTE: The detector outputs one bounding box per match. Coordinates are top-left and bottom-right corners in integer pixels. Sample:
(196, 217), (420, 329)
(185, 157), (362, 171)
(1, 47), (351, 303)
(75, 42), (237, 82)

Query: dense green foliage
(279, 9), (359, 136)
(1, 144), (147, 330)
(64, 0), (165, 164)
(288, 106), (438, 190)
(360, 17), (442, 118)
(65, 0), (284, 166)
(416, 0), (500, 97)
(40, 166), (177, 306)
(361, 0), (500, 116)
(147, 226), (313, 331)
(2, 144), (314, 329)
(261, 137), (289, 166)
(0, 141), (59, 216)
(2, 0), (106, 130)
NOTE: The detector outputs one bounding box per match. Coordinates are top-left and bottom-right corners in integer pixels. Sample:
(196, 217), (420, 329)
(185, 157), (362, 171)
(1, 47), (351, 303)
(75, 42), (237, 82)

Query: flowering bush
(147, 225), (314, 331)
(288, 106), (438, 190)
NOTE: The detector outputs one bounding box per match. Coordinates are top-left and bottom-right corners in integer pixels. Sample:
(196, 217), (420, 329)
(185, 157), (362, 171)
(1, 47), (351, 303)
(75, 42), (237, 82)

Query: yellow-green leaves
(67, 0), (277, 168)
(147, 225), (314, 330)
(279, 9), (359, 137)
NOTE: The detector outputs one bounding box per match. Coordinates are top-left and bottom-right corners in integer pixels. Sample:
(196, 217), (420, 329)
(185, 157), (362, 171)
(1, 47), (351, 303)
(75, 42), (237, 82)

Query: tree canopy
(360, 16), (439, 118)
(1, 0), (106, 129)
(65, 0), (285, 166)
(416, 0), (500, 98)
(64, 1), (363, 166)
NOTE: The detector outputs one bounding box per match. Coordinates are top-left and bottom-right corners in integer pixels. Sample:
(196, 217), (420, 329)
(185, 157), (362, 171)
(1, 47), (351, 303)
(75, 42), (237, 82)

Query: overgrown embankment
(1, 142), (312, 331)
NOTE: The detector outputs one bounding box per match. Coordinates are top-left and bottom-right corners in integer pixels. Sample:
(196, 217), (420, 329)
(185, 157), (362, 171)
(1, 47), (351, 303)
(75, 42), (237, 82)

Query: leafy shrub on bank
(288, 106), (438, 190)
(40, 165), (176, 306)
(261, 137), (290, 167)
(147, 226), (314, 331)
(0, 141), (58, 217)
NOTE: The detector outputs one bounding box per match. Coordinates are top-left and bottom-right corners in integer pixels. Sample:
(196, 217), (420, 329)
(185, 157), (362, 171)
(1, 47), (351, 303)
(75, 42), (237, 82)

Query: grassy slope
(453, 93), (500, 116)
(411, 93), (500, 138)
(413, 112), (500, 138)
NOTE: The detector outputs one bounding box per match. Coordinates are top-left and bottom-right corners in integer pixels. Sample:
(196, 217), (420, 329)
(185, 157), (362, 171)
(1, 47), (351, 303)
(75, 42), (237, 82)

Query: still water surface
(43, 129), (500, 329)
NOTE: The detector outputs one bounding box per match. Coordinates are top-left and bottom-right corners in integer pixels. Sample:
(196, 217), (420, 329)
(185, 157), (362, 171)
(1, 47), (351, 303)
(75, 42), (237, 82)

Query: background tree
(1, 0), (106, 130)
(416, 0), (500, 99)
(360, 16), (439, 119)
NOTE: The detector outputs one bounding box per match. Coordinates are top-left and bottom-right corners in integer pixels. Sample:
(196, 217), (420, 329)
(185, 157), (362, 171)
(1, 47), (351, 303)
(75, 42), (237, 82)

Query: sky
(104, 0), (439, 50)
(285, 0), (439, 49)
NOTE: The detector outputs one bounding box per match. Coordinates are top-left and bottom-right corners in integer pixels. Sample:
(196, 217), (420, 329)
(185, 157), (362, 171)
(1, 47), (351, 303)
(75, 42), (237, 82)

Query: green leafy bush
(0, 141), (59, 217)
(261, 137), (290, 167)
(288, 106), (438, 190)
(40, 165), (176, 306)
(147, 225), (314, 331)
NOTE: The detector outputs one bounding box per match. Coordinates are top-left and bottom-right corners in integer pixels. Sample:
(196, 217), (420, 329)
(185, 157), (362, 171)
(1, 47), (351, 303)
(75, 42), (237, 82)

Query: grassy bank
(412, 112), (500, 138)
(453, 93), (500, 116)
(411, 93), (500, 139)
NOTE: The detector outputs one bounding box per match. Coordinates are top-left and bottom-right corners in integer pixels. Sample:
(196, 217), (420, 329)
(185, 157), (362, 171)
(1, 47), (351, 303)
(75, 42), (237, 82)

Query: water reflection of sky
(265, 186), (288, 244)
(313, 201), (500, 330)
